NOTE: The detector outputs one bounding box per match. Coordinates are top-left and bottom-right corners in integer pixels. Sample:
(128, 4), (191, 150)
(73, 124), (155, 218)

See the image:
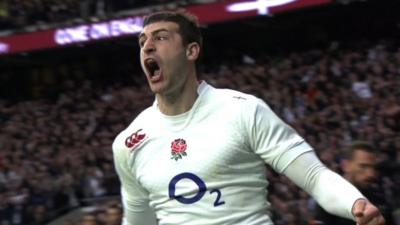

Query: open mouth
(144, 58), (162, 79)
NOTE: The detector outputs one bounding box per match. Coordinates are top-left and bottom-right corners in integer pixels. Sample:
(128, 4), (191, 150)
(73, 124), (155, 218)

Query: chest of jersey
(118, 87), (278, 224)
(134, 116), (258, 187)
(129, 107), (267, 211)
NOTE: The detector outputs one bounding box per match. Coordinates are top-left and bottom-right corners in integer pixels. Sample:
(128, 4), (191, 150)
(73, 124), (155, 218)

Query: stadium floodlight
(226, 0), (296, 15)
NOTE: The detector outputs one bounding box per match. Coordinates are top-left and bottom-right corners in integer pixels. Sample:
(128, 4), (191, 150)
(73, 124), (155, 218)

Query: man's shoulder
(112, 106), (155, 154)
(134, 105), (157, 124)
(209, 86), (260, 108)
(201, 86), (270, 123)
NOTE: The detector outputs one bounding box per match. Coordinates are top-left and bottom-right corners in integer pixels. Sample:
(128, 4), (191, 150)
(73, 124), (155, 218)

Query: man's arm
(283, 151), (385, 225)
(119, 185), (158, 225)
(242, 98), (384, 224)
(113, 136), (157, 225)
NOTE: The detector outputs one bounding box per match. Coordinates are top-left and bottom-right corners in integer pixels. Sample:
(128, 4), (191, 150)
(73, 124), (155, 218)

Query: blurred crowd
(1, 39), (400, 225)
(59, 201), (122, 225)
(0, 0), (199, 31)
(0, 72), (151, 224)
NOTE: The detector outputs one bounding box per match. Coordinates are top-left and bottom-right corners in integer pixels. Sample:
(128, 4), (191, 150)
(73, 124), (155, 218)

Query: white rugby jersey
(113, 81), (313, 225)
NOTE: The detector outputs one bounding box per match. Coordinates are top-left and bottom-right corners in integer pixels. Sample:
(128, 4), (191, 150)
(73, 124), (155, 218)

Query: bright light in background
(226, 0), (297, 15)
(0, 42), (9, 54)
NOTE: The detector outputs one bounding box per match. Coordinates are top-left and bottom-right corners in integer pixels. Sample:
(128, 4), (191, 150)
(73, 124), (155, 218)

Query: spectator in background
(80, 214), (97, 225)
(351, 73), (372, 99)
(314, 141), (396, 224)
(29, 205), (48, 225)
(104, 206), (122, 225)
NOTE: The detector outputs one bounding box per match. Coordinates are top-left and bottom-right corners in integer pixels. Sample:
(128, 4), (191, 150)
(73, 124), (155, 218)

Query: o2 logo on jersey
(168, 172), (225, 207)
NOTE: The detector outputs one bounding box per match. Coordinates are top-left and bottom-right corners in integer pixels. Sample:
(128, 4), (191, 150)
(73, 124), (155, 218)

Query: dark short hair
(345, 141), (378, 160)
(143, 11), (203, 49)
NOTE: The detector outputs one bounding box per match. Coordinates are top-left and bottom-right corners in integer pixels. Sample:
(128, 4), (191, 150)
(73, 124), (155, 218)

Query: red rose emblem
(171, 138), (187, 161)
(125, 129), (146, 149)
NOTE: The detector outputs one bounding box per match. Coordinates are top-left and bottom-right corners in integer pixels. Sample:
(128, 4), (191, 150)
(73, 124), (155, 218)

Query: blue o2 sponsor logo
(168, 172), (225, 207)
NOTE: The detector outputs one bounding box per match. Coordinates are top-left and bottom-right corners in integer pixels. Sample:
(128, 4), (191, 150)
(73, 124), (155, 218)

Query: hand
(352, 199), (385, 225)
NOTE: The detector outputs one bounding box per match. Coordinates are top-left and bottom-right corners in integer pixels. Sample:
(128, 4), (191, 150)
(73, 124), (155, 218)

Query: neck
(156, 77), (199, 116)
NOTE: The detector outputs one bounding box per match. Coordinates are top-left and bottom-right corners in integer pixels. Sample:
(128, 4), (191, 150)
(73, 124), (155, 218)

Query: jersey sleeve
(112, 133), (158, 225)
(282, 151), (364, 220)
(243, 98), (313, 173)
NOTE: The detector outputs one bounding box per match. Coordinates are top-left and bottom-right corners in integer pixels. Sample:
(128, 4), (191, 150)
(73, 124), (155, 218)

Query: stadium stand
(0, 0), (208, 31)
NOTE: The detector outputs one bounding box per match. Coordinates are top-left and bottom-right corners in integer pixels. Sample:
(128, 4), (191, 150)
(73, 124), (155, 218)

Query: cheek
(354, 166), (363, 173)
(356, 169), (367, 178)
(140, 61), (146, 72)
(140, 53), (146, 68)
(172, 53), (189, 70)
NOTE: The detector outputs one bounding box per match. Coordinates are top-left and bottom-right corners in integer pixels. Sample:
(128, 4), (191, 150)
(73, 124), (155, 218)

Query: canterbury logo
(125, 129), (146, 150)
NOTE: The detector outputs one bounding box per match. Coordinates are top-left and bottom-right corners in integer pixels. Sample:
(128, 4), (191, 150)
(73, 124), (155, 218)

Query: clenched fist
(352, 199), (385, 225)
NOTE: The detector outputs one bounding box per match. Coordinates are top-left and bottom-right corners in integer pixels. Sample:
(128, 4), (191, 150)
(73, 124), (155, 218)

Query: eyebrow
(138, 28), (171, 40)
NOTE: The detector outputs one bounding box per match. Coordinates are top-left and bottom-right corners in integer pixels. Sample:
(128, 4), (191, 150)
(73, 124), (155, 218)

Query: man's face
(81, 215), (96, 225)
(343, 149), (377, 189)
(105, 208), (122, 225)
(139, 21), (190, 95)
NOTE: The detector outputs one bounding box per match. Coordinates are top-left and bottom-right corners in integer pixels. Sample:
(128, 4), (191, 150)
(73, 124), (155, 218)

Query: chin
(359, 182), (373, 189)
(149, 83), (166, 94)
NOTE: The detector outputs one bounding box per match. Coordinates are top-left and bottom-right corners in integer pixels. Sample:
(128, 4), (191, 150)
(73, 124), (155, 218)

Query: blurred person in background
(112, 11), (385, 225)
(104, 206), (122, 225)
(80, 213), (98, 225)
(29, 205), (48, 225)
(314, 141), (396, 224)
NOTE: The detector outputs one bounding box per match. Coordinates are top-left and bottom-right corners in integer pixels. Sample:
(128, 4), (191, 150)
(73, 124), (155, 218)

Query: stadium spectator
(104, 206), (122, 225)
(313, 141), (396, 224)
(80, 214), (97, 225)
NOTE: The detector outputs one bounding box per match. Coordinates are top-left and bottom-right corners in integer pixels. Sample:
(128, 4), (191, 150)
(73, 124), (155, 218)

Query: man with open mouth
(112, 10), (385, 225)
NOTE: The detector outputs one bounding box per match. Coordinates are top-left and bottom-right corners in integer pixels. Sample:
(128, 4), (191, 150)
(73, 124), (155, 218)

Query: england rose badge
(171, 138), (187, 161)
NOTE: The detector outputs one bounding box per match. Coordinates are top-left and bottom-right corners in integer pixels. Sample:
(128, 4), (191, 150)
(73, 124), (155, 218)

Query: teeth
(146, 58), (156, 64)
(154, 69), (161, 77)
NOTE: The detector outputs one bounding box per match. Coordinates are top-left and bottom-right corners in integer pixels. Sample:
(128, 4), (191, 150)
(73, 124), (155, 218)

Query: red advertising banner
(0, 0), (331, 56)
(188, 0), (331, 23)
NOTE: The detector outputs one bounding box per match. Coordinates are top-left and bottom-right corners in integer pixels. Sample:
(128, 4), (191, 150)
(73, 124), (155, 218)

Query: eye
(139, 40), (145, 48)
(155, 34), (168, 41)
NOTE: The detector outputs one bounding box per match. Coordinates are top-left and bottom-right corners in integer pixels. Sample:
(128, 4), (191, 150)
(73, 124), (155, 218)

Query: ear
(186, 42), (200, 61)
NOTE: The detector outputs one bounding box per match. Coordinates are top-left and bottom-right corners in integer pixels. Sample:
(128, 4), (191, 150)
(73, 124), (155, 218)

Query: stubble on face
(347, 150), (377, 188)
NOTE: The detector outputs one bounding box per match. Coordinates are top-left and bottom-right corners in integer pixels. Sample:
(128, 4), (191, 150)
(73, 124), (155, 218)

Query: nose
(142, 38), (156, 54)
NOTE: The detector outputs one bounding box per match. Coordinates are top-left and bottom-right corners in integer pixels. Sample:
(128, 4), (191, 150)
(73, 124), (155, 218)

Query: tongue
(151, 69), (162, 82)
